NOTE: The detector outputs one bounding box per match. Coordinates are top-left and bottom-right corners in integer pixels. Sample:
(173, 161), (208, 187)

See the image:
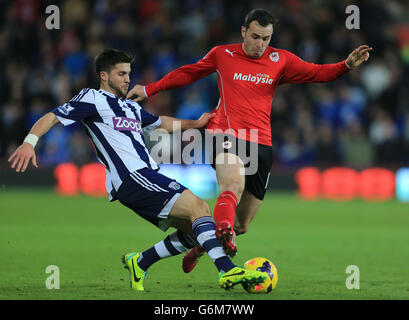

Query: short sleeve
(51, 88), (98, 126)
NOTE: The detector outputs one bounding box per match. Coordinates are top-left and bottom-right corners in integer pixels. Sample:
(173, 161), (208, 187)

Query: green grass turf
(0, 188), (408, 300)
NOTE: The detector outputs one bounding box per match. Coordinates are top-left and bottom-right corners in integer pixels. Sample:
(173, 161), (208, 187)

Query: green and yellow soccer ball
(242, 257), (278, 293)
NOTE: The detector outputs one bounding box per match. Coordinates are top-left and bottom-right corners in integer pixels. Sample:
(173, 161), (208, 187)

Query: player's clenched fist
(8, 143), (38, 173)
(126, 84), (147, 102)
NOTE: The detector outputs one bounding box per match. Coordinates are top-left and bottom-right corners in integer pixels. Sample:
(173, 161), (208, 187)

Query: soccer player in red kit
(127, 9), (372, 272)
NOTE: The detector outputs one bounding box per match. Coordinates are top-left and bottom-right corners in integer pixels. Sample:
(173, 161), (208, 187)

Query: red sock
(213, 191), (238, 227)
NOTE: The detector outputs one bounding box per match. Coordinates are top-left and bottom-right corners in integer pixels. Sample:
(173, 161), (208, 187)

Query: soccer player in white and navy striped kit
(8, 48), (266, 291)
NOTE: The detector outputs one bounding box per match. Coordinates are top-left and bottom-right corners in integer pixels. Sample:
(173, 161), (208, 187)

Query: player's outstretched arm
(281, 44), (373, 84)
(158, 112), (216, 133)
(345, 45), (373, 69)
(127, 47), (218, 101)
(8, 112), (60, 173)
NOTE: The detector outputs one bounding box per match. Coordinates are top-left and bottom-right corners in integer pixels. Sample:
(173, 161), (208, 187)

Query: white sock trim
(197, 230), (215, 245)
(208, 247), (226, 261)
(154, 241), (171, 258)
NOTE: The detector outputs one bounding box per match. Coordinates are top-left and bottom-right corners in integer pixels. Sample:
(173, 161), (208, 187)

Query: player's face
(106, 63), (131, 98)
(241, 21), (273, 58)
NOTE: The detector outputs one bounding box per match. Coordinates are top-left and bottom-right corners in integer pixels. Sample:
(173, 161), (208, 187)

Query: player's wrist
(345, 60), (355, 70)
(194, 119), (202, 129)
(23, 133), (39, 148)
(143, 86), (149, 98)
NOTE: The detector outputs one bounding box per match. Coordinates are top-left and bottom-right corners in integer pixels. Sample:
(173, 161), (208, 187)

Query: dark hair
(95, 48), (133, 77)
(244, 9), (278, 30)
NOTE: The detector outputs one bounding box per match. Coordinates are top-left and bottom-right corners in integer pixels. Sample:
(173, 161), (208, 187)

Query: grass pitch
(0, 188), (408, 300)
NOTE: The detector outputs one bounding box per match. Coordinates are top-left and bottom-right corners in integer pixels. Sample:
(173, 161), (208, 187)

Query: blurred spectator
(0, 0), (408, 170)
(314, 123), (341, 166)
(68, 131), (96, 166)
(61, 34), (89, 82)
(270, 92), (290, 146)
(62, 0), (89, 27)
(314, 87), (340, 129)
(360, 59), (392, 100)
(339, 120), (375, 169)
(369, 107), (401, 164)
(337, 84), (366, 129)
(176, 86), (210, 120)
(402, 112), (409, 162)
(39, 125), (71, 166)
(277, 127), (302, 166)
(0, 100), (26, 156)
(26, 96), (49, 131)
(151, 42), (177, 78)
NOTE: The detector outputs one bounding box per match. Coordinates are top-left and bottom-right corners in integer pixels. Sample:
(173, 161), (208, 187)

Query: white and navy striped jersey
(52, 88), (162, 200)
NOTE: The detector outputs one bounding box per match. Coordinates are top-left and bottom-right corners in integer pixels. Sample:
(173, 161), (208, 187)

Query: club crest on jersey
(223, 141), (232, 149)
(58, 103), (74, 115)
(270, 52), (279, 62)
(168, 181), (180, 190)
(113, 116), (142, 133)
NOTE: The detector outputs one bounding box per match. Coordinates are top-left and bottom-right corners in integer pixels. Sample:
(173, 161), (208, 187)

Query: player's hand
(196, 112), (216, 128)
(346, 45), (373, 69)
(8, 143), (38, 173)
(126, 84), (147, 102)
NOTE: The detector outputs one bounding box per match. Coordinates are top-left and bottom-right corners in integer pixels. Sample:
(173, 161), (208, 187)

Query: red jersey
(145, 43), (350, 146)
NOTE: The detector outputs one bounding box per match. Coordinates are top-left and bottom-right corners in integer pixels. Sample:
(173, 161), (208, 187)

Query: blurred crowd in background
(1, 0), (409, 170)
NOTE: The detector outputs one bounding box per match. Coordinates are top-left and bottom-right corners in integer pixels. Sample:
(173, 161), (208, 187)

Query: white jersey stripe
(130, 174), (155, 191)
(83, 122), (122, 195)
(133, 171), (169, 193)
(216, 69), (231, 129)
(130, 173), (163, 192)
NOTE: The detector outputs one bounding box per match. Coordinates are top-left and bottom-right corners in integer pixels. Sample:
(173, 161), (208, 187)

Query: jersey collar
(99, 88), (121, 99)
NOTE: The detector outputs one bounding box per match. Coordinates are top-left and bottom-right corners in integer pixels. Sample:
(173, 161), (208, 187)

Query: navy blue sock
(192, 216), (235, 273)
(137, 230), (199, 271)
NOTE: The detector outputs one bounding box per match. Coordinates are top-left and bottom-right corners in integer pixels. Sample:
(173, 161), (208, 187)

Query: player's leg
(125, 189), (266, 291)
(234, 190), (263, 235)
(119, 169), (197, 290)
(234, 143), (273, 235)
(119, 169), (265, 290)
(212, 152), (245, 256)
(182, 138), (245, 272)
(180, 192), (263, 280)
(131, 217), (199, 274)
(215, 152), (245, 198)
(132, 189), (234, 276)
(167, 190), (265, 290)
(122, 224), (199, 291)
(168, 189), (238, 273)
(183, 141), (272, 272)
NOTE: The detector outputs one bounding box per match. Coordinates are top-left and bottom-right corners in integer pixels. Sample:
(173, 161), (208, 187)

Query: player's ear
(241, 26), (246, 38)
(99, 71), (108, 82)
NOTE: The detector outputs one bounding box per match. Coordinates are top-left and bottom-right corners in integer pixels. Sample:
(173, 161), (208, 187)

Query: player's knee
(173, 190), (211, 223)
